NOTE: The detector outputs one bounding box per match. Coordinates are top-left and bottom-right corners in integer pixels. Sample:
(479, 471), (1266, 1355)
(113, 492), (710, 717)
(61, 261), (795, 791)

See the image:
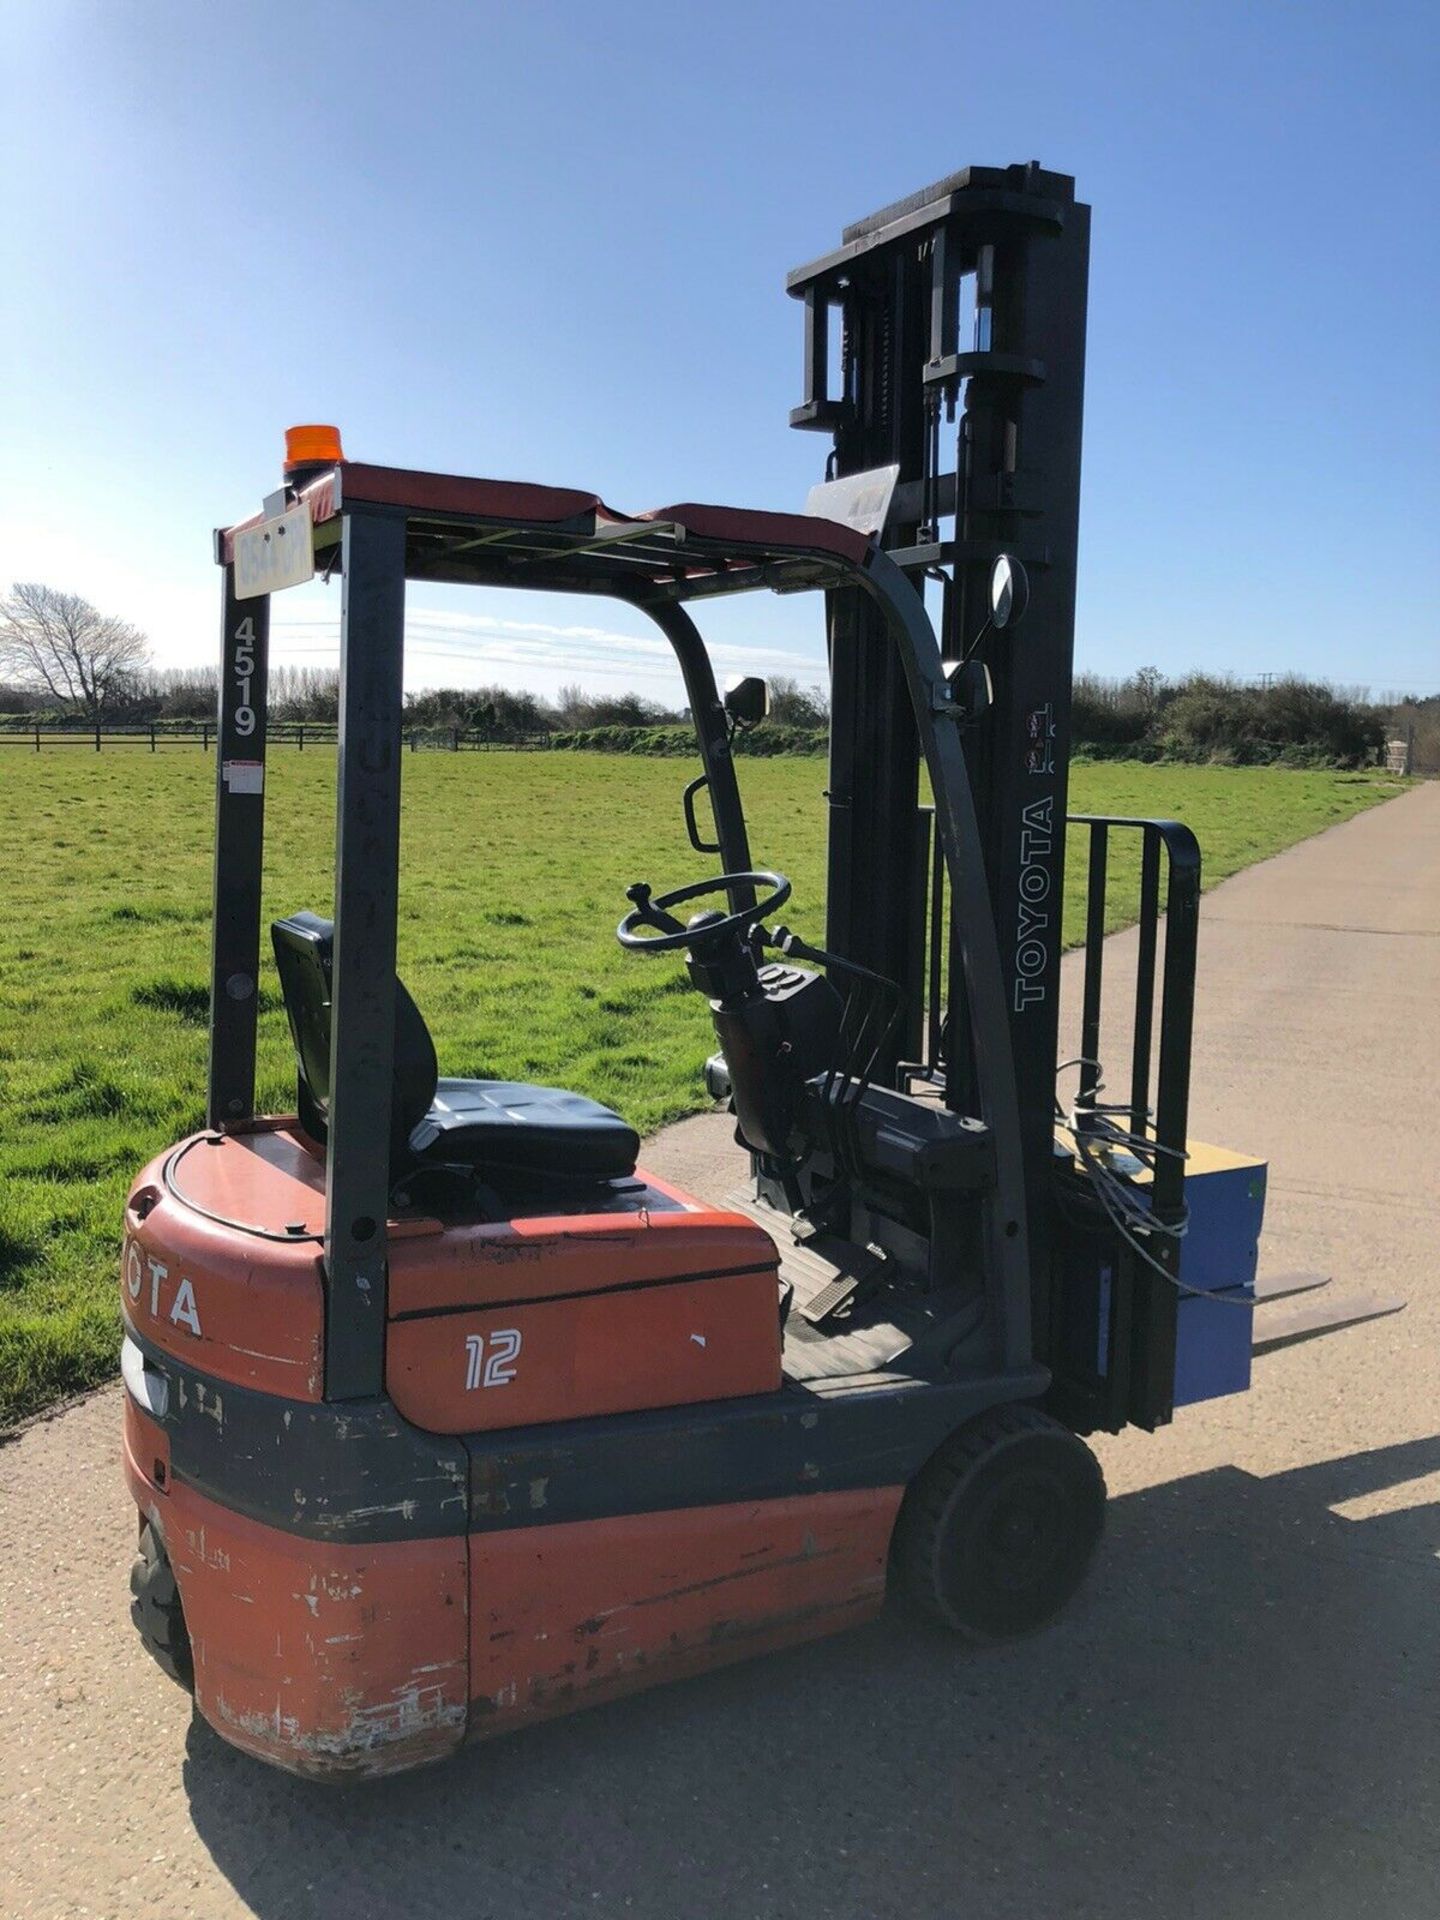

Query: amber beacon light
(282, 423), (345, 475)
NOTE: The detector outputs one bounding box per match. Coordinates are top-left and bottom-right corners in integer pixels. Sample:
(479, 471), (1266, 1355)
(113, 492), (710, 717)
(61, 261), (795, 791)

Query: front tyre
(129, 1519), (194, 1690)
(893, 1405), (1105, 1640)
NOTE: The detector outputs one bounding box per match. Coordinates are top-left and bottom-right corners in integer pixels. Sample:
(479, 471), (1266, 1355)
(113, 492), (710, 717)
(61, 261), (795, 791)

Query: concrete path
(2, 783), (1437, 1920)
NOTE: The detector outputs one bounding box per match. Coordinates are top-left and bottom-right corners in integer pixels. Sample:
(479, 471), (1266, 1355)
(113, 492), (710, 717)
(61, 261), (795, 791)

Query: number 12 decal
(465, 1328), (521, 1391)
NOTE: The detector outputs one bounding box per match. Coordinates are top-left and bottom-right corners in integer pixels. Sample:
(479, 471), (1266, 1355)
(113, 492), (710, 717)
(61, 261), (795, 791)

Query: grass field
(0, 750), (1400, 1425)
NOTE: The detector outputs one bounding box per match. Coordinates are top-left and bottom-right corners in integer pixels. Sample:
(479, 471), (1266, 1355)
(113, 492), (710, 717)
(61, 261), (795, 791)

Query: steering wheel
(617, 871), (791, 953)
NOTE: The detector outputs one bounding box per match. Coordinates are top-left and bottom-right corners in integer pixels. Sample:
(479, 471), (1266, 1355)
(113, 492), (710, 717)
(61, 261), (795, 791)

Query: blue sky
(3, 0), (1437, 705)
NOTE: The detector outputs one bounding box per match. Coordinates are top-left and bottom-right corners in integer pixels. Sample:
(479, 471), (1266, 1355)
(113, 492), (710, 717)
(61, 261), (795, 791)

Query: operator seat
(271, 912), (639, 1188)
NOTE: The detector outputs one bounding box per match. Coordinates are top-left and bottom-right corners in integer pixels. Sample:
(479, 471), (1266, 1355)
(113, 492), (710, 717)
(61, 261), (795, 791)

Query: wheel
(129, 1519), (194, 1690)
(893, 1405), (1106, 1641)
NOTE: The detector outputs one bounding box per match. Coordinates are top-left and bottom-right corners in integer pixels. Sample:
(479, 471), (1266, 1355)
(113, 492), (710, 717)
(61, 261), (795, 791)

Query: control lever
(624, 882), (686, 937)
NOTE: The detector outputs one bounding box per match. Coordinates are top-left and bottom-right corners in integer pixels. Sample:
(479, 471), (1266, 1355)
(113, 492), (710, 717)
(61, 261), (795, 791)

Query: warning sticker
(222, 760), (264, 795)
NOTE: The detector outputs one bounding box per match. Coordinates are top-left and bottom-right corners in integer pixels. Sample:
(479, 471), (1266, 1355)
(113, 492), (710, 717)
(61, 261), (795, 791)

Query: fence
(0, 723), (557, 753)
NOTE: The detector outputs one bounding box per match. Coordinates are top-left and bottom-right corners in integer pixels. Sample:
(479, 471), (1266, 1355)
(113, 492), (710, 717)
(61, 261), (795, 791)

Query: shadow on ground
(182, 1439), (1440, 1920)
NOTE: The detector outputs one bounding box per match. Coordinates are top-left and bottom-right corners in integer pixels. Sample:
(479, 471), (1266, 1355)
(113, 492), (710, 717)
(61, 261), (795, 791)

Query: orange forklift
(122, 165), (1272, 1778)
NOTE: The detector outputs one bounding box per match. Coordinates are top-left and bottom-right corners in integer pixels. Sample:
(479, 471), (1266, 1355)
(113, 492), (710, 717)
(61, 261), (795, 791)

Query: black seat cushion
(409, 1079), (639, 1183)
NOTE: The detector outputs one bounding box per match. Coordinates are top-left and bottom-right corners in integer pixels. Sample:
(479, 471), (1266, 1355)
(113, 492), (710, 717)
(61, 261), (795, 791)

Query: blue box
(1170, 1141), (1267, 1407)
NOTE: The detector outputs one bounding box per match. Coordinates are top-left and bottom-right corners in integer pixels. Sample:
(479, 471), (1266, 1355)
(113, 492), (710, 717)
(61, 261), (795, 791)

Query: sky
(3, 0), (1437, 708)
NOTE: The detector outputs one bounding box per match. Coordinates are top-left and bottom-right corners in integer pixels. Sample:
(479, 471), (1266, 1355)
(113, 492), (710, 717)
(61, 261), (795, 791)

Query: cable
(1078, 1139), (1254, 1306)
(1057, 1061), (1258, 1309)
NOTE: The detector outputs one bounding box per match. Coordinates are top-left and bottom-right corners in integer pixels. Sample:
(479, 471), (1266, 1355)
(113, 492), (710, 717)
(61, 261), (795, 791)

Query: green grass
(0, 750), (1401, 1426)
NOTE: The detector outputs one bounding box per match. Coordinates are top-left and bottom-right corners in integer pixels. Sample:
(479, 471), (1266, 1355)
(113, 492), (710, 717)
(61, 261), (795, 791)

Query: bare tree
(0, 582), (150, 721)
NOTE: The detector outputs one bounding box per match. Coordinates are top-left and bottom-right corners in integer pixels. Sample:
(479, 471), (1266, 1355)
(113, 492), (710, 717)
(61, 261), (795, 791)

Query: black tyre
(893, 1405), (1105, 1641)
(129, 1520), (194, 1690)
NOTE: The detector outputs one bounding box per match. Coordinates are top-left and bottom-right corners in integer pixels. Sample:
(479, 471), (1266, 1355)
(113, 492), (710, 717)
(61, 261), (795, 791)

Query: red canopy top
(218, 460), (871, 601)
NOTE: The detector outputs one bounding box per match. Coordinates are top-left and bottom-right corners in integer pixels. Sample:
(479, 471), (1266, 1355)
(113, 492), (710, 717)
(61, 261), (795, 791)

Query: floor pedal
(796, 1247), (889, 1328)
(798, 1272), (861, 1326)
(720, 1186), (892, 1331)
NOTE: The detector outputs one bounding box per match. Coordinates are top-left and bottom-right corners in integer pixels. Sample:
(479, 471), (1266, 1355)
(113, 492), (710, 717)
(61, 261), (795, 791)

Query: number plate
(804, 463), (900, 537)
(234, 503), (315, 599)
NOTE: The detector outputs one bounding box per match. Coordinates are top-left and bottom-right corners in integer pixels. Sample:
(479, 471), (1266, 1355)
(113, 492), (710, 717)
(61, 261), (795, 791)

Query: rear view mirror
(724, 676), (769, 728)
(990, 554), (1030, 631)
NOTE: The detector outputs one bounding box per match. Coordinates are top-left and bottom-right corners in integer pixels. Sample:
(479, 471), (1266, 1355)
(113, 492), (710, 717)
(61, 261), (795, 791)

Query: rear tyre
(130, 1520), (194, 1690)
(893, 1405), (1105, 1641)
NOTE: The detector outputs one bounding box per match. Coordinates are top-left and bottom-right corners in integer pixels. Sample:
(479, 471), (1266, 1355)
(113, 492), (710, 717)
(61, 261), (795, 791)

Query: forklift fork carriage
(121, 164), (1269, 1779)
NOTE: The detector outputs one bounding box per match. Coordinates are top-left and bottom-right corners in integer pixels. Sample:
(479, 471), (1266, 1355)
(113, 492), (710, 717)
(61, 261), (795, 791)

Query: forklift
(121, 164), (1274, 1779)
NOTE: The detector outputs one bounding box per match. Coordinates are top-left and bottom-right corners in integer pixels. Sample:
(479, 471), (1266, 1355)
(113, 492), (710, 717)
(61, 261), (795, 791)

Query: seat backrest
(271, 912), (438, 1159)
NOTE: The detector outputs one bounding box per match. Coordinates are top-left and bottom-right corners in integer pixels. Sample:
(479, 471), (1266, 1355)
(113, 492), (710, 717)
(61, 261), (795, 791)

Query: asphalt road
(2, 780), (1436, 1920)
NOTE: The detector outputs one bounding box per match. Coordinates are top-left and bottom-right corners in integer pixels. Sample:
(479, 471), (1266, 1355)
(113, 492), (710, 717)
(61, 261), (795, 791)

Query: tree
(271, 664), (340, 722)
(0, 583), (150, 721)
(553, 683), (677, 729)
(764, 675), (829, 729)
